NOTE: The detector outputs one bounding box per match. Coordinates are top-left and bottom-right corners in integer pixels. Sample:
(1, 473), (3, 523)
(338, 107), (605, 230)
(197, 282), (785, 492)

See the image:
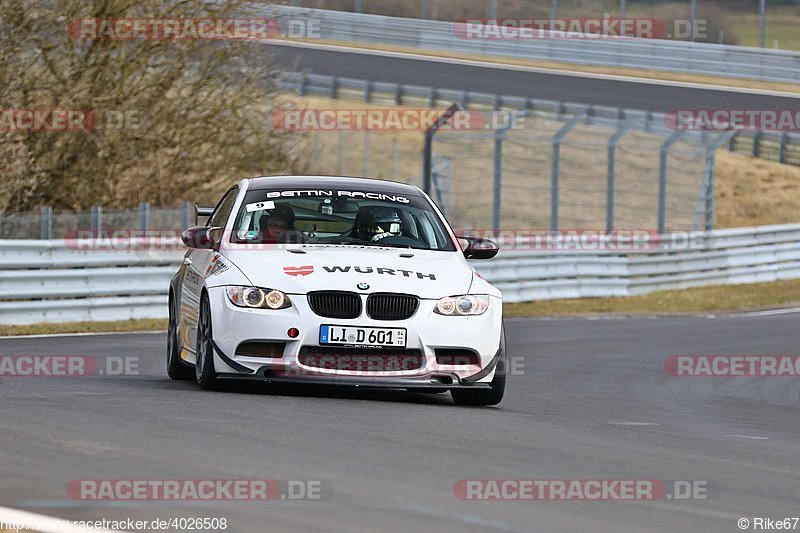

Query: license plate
(319, 325), (407, 348)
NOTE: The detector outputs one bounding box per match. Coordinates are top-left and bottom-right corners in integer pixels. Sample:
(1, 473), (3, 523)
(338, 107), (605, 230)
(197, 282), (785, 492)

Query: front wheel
(195, 292), (219, 390)
(167, 293), (193, 380)
(451, 328), (506, 407)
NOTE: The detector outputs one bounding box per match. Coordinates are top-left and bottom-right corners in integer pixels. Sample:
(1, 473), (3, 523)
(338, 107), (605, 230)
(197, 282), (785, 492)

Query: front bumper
(207, 286), (503, 386)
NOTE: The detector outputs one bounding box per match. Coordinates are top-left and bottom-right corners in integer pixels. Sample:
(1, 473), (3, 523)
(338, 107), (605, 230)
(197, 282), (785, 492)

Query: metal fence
(0, 203), (193, 240)
(280, 71), (733, 233)
(282, 71), (800, 170)
(271, 5), (800, 83)
(3, 223), (800, 323)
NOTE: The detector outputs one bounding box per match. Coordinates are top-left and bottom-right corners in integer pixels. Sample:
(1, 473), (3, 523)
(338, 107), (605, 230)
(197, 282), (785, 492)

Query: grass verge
(0, 318), (167, 337)
(504, 278), (800, 317)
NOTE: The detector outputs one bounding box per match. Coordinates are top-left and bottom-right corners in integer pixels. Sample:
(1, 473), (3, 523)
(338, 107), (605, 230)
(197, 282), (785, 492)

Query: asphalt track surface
(0, 315), (798, 532)
(270, 43), (800, 112)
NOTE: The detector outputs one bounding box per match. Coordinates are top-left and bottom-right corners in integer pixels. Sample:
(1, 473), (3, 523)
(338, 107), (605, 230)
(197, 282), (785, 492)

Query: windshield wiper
(330, 241), (412, 249)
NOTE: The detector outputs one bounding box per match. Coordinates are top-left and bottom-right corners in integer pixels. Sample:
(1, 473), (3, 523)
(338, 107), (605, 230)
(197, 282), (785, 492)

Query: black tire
(451, 328), (506, 407)
(167, 292), (193, 380)
(195, 291), (219, 390)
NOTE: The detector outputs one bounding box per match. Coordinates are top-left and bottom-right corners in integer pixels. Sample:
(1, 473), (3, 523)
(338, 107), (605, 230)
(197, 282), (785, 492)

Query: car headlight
(226, 286), (292, 309)
(434, 295), (490, 316)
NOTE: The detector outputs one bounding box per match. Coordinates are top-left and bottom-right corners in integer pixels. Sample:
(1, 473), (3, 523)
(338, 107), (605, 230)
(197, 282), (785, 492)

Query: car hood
(223, 245), (472, 298)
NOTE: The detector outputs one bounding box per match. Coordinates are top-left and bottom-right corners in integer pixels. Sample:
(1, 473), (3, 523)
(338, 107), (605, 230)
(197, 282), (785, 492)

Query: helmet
(356, 206), (403, 241)
(265, 204), (295, 227)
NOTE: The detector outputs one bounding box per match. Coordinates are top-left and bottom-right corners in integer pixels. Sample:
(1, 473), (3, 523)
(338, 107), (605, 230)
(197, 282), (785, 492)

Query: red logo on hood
(283, 265), (314, 276)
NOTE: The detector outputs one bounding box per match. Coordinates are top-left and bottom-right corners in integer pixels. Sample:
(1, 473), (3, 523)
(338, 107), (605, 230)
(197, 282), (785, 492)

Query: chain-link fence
(428, 111), (728, 233)
(0, 204), (194, 240)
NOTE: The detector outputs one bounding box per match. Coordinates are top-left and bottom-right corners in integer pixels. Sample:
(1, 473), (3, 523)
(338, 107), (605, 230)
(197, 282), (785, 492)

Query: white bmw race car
(168, 176), (506, 406)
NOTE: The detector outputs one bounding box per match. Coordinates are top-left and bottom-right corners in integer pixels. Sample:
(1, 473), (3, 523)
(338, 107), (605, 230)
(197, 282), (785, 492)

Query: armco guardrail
(480, 224), (800, 302)
(2, 223), (800, 324)
(0, 240), (184, 325)
(271, 5), (800, 84)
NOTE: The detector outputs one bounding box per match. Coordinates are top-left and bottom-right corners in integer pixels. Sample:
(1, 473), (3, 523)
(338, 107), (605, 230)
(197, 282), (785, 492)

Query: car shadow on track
(222, 380), (458, 405)
(144, 376), (459, 405)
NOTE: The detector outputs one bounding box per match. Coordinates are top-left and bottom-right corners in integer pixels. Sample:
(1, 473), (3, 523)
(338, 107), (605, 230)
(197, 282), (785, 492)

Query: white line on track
(0, 505), (125, 533)
(505, 306), (800, 321)
(609, 421), (661, 426)
(726, 434), (770, 440)
(270, 40), (800, 98)
(0, 330), (164, 340)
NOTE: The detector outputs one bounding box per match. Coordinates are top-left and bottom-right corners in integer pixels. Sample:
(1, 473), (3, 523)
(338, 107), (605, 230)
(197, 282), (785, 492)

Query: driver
(356, 206), (403, 242)
(261, 204), (298, 243)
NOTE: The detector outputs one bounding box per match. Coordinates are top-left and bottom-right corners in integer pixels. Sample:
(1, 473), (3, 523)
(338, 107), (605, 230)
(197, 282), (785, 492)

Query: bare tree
(0, 0), (305, 211)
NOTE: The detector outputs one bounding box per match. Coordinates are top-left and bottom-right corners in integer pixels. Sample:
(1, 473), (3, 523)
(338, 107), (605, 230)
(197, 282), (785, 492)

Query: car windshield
(229, 187), (457, 251)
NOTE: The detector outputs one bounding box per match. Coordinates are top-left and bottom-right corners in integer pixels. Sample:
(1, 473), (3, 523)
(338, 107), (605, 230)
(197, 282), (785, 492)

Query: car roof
(246, 175), (423, 196)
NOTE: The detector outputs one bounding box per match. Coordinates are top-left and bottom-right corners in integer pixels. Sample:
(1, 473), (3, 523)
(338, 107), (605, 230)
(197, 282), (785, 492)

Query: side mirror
(458, 236), (499, 260)
(181, 226), (222, 250)
(195, 205), (214, 226)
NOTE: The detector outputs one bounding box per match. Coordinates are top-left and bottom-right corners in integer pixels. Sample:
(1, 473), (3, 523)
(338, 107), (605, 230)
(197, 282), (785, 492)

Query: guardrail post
(658, 131), (683, 234)
(394, 84), (403, 105)
(606, 126), (629, 233)
(39, 206), (52, 240)
(492, 124), (510, 234)
(298, 72), (307, 96)
(338, 130), (345, 174)
(139, 202), (150, 232)
(423, 103), (462, 196)
(752, 130), (762, 157)
(728, 131), (738, 151)
(422, 0), (430, 19)
(182, 202), (191, 229)
(551, 113), (586, 232)
(391, 137), (399, 181)
(486, 0), (497, 19)
(779, 132), (788, 164)
(363, 130), (371, 177)
(90, 205), (102, 233)
(460, 91), (468, 108)
(701, 131), (736, 231)
(428, 87), (437, 108)
(364, 80), (372, 103)
(330, 77), (339, 99)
